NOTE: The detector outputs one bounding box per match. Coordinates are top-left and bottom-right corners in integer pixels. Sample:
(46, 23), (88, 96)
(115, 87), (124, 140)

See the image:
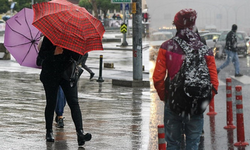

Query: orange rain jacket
(153, 32), (219, 101)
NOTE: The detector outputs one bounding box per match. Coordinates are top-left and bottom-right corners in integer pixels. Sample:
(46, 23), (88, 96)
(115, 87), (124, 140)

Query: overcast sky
(146, 0), (250, 34)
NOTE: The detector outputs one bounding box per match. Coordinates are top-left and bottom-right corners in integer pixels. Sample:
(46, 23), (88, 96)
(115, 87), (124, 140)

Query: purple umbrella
(4, 8), (41, 68)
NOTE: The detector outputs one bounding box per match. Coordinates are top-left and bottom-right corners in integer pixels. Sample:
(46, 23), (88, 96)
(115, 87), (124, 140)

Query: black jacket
(37, 36), (81, 83)
(225, 30), (237, 52)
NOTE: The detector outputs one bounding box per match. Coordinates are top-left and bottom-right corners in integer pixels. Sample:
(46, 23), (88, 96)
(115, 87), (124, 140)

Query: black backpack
(165, 37), (214, 116)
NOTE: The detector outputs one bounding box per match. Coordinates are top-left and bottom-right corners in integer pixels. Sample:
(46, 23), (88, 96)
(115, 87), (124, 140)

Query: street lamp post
(132, 0), (143, 81)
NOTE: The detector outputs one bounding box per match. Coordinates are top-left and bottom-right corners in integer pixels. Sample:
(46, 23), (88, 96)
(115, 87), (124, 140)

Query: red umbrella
(32, 0), (105, 55)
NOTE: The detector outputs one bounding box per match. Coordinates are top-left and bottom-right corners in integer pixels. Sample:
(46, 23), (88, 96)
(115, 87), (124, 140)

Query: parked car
(213, 31), (248, 59)
(200, 32), (221, 48)
(246, 37), (250, 55)
(149, 31), (173, 61)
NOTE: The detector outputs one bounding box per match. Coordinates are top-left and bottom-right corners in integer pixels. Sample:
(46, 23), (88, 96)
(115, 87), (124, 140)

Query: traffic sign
(120, 4), (130, 10)
(111, 0), (132, 3)
(132, 2), (136, 14)
(120, 23), (127, 33)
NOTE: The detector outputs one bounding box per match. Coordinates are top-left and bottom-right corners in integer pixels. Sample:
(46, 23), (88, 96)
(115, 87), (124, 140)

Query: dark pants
(81, 53), (93, 74)
(42, 78), (83, 132)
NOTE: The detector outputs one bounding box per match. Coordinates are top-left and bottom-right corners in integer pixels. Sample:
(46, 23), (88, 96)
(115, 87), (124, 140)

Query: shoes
(56, 118), (64, 128)
(90, 73), (95, 80)
(46, 129), (54, 142)
(77, 130), (92, 147)
(235, 73), (243, 77)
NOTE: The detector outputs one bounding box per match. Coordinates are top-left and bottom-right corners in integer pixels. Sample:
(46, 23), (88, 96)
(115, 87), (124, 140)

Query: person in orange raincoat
(153, 9), (218, 150)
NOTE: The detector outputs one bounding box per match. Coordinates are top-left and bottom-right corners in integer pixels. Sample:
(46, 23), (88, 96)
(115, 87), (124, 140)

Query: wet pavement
(0, 61), (151, 150)
(2, 31), (250, 150)
(0, 32), (153, 150)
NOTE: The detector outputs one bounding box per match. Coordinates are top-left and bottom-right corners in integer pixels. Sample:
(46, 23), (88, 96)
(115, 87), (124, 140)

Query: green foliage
(14, 0), (47, 12)
(79, 0), (120, 18)
(98, 0), (120, 11)
(79, 0), (92, 12)
(0, 0), (11, 14)
(0, 0), (47, 14)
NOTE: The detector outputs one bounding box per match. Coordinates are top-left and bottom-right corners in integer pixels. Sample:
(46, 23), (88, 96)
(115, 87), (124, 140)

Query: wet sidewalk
(2, 60), (250, 150)
(2, 32), (250, 149)
(0, 60), (151, 150)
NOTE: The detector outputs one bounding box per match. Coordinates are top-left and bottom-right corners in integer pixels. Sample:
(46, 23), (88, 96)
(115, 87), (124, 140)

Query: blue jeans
(55, 86), (66, 116)
(164, 103), (203, 150)
(217, 49), (240, 74)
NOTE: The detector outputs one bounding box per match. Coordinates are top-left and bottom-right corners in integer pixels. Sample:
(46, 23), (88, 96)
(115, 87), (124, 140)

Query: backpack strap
(173, 36), (209, 56)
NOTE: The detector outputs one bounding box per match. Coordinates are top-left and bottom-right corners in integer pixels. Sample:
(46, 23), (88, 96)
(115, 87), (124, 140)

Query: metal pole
(121, 3), (128, 46)
(97, 55), (104, 82)
(132, 0), (142, 81)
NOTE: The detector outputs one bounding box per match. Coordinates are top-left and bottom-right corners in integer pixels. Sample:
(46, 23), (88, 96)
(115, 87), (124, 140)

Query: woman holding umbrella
(37, 36), (91, 147)
(33, 0), (105, 147)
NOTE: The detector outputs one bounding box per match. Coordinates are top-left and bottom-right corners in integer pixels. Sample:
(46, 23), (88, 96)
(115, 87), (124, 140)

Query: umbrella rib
(5, 42), (33, 48)
(24, 8), (35, 41)
(21, 43), (36, 64)
(6, 22), (34, 41)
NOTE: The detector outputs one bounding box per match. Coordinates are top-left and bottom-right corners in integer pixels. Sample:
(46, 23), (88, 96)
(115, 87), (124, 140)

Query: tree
(79, 0), (98, 19)
(79, 0), (92, 12)
(13, 0), (47, 12)
(79, 0), (120, 19)
(98, 0), (120, 19)
(0, 0), (11, 14)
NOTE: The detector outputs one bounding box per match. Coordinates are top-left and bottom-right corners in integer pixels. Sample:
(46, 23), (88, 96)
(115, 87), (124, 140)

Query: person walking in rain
(217, 24), (243, 77)
(36, 36), (91, 147)
(38, 36), (66, 129)
(81, 53), (95, 80)
(153, 9), (218, 150)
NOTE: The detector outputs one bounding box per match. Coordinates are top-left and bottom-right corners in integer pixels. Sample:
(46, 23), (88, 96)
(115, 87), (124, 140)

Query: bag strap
(173, 36), (209, 56)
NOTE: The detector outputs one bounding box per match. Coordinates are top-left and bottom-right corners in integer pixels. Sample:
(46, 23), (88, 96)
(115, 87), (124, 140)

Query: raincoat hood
(173, 8), (197, 30)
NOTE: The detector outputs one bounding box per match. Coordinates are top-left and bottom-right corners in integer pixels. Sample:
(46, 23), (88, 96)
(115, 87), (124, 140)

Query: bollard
(224, 78), (236, 129)
(97, 55), (104, 82)
(158, 124), (166, 150)
(227, 129), (234, 150)
(209, 116), (217, 149)
(206, 97), (217, 116)
(234, 86), (249, 147)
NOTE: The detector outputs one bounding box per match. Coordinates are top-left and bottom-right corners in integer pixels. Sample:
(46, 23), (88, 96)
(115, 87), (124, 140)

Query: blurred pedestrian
(81, 53), (95, 80)
(36, 36), (91, 147)
(55, 86), (66, 128)
(112, 13), (116, 19)
(116, 14), (121, 20)
(153, 9), (218, 150)
(217, 24), (243, 77)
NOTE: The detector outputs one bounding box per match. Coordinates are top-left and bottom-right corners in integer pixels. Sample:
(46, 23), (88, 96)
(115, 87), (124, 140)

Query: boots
(77, 130), (92, 147)
(46, 129), (54, 142)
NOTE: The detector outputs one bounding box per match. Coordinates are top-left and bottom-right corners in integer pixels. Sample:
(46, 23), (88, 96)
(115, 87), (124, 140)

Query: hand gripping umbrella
(32, 0), (105, 55)
(4, 8), (42, 68)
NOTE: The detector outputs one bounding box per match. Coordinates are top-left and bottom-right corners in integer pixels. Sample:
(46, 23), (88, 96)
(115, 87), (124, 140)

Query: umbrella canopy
(32, 0), (105, 55)
(4, 8), (42, 68)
